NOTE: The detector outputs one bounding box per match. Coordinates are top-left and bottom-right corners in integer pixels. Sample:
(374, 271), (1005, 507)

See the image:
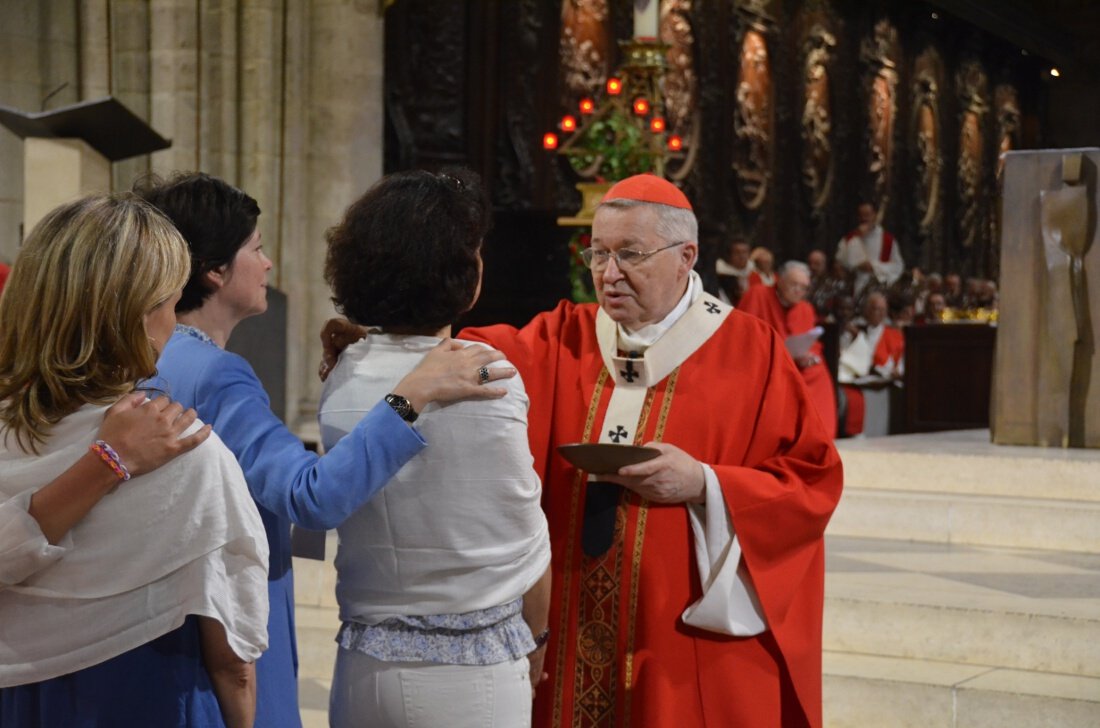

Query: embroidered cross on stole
(552, 292), (731, 728)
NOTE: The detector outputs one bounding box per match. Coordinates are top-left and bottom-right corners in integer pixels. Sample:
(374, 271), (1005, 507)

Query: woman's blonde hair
(0, 194), (190, 452)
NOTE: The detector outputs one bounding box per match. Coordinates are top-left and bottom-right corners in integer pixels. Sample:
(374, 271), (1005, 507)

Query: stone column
(197, 0), (239, 179)
(239, 0), (285, 270)
(150, 0), (200, 174)
(109, 0), (152, 190)
(288, 0), (385, 427)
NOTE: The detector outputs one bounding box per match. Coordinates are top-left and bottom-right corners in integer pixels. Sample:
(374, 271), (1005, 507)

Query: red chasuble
(464, 297), (843, 728)
(737, 285), (838, 439)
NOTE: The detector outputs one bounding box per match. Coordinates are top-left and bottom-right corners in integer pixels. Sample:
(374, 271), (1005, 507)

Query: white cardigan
(319, 334), (551, 624)
(0, 403), (269, 686)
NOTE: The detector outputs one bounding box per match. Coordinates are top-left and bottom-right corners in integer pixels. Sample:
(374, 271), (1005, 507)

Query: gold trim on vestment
(622, 368), (679, 726)
(552, 367), (609, 728)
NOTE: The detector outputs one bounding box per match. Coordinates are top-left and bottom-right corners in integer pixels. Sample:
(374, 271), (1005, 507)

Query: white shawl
(0, 403), (269, 686)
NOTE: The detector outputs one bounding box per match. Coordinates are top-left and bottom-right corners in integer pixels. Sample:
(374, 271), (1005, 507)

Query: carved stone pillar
(109, 0), (152, 189)
(291, 0), (385, 425)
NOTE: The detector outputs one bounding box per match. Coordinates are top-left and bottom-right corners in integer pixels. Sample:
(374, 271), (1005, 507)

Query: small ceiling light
(1050, 67), (1061, 78)
(930, 12), (939, 20)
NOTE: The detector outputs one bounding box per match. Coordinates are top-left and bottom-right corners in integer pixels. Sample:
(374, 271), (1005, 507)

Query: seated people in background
(918, 292), (947, 324)
(714, 236), (753, 306)
(739, 261), (837, 438)
(835, 201), (904, 296)
(136, 172), (514, 728)
(975, 279), (998, 310)
(944, 273), (965, 308)
(319, 168), (551, 728)
(747, 245), (776, 287)
(0, 194), (269, 727)
(963, 277), (984, 309)
(813, 258), (855, 322)
(915, 272), (942, 316)
(889, 291), (915, 328)
(838, 291), (904, 437)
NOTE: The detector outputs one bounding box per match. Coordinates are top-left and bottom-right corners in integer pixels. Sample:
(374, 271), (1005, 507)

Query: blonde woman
(0, 195), (269, 728)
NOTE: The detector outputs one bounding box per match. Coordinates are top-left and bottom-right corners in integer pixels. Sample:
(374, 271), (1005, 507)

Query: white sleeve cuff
(680, 464), (767, 636)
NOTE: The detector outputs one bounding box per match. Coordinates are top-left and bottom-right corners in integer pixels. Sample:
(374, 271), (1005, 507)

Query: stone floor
(823, 536), (1100, 727)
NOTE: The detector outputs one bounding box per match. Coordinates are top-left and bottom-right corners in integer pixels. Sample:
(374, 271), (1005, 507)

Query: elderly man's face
(864, 295), (888, 326)
(777, 268), (811, 307)
(729, 242), (750, 268)
(590, 205), (697, 330)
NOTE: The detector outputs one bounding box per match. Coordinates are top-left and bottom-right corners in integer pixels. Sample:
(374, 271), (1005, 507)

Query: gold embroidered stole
(552, 293), (732, 728)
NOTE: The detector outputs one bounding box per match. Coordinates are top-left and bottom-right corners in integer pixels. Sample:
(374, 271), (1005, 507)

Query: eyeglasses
(580, 241), (686, 270)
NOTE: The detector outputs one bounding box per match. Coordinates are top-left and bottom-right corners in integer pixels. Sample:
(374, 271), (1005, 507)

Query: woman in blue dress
(134, 172), (514, 727)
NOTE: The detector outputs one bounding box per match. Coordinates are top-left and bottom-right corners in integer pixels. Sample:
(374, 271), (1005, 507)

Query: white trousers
(329, 648), (532, 728)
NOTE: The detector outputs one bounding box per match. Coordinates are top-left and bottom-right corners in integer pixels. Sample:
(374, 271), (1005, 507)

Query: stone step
(825, 537), (1100, 679)
(835, 429), (1100, 502)
(823, 651), (1100, 728)
(828, 488), (1100, 553)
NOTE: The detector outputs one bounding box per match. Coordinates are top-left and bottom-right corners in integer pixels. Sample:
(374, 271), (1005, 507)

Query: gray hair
(598, 198), (698, 245)
(779, 260), (811, 278)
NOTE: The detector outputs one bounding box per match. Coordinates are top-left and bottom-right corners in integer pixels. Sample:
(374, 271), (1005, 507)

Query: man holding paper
(739, 261), (838, 438)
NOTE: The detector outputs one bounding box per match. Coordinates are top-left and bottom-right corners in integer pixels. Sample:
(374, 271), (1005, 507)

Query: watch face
(385, 394), (416, 422)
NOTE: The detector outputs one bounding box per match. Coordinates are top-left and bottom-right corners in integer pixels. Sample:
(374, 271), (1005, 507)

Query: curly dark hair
(133, 172), (260, 313)
(325, 168), (490, 329)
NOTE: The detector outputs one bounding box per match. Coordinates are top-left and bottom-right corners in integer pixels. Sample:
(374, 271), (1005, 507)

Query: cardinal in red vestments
(737, 262), (838, 439)
(462, 175), (843, 728)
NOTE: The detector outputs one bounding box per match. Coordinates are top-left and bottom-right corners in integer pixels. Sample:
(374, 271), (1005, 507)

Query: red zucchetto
(601, 174), (693, 211)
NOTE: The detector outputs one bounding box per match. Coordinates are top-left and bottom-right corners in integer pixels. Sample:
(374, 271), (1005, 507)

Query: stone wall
(0, 0), (385, 429)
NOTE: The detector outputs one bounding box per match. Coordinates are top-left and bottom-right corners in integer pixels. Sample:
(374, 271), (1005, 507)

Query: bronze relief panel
(956, 60), (989, 249)
(560, 0), (612, 105)
(800, 23), (836, 215)
(911, 48), (943, 235)
(732, 27), (773, 211)
(661, 0), (698, 180)
(860, 19), (899, 215)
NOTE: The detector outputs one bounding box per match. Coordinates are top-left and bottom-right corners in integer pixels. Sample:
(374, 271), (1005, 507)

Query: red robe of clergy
(464, 300), (842, 728)
(737, 285), (838, 439)
(841, 326), (905, 436)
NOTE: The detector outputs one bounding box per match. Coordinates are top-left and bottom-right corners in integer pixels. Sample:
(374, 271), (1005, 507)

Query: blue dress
(154, 327), (425, 727)
(1, 617), (224, 728)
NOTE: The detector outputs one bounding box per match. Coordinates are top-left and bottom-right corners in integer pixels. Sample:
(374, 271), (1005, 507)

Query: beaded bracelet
(90, 440), (132, 482)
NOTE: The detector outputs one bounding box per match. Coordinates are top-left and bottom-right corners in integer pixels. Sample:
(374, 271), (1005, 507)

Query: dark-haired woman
(319, 168), (550, 728)
(136, 172), (516, 727)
